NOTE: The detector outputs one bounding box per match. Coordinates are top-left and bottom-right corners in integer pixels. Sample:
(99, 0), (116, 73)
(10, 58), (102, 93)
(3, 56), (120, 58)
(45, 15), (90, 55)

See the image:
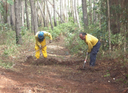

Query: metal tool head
(83, 63), (85, 68)
(83, 60), (86, 68)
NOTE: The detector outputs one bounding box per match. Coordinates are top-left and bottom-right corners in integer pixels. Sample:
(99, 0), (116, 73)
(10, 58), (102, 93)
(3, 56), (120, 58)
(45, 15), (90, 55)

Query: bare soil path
(0, 39), (127, 93)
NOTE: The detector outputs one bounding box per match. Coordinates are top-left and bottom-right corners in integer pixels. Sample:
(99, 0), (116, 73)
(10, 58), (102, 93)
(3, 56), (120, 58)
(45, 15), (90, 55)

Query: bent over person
(35, 31), (52, 59)
(79, 32), (101, 67)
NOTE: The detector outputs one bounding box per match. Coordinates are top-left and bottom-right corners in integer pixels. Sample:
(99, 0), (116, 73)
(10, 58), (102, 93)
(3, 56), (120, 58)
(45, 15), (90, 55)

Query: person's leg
(90, 52), (96, 66)
(35, 44), (40, 59)
(90, 41), (101, 66)
(42, 47), (47, 58)
(41, 39), (47, 58)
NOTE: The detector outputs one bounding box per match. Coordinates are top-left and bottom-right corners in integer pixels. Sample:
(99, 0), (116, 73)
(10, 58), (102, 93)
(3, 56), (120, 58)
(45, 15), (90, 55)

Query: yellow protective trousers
(35, 39), (47, 59)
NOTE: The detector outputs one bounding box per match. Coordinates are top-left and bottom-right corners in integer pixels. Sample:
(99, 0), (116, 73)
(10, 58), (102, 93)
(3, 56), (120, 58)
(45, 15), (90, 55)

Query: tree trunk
(72, 0), (76, 23)
(60, 0), (62, 23)
(43, 1), (46, 27)
(10, 3), (15, 30)
(93, 0), (96, 23)
(124, 3), (128, 53)
(44, 0), (49, 27)
(0, 13), (2, 23)
(30, 0), (38, 34)
(124, 25), (126, 52)
(21, 1), (24, 26)
(107, 0), (111, 52)
(25, 0), (30, 29)
(82, 0), (88, 29)
(67, 0), (70, 22)
(46, 1), (53, 30)
(34, 2), (38, 33)
(70, 0), (73, 18)
(65, 0), (68, 22)
(71, 0), (76, 23)
(8, 5), (11, 27)
(74, 0), (80, 28)
(53, 0), (57, 26)
(47, 0), (65, 23)
(89, 0), (92, 24)
(98, 14), (101, 30)
(38, 1), (46, 27)
(68, 0), (71, 17)
(4, 0), (8, 23)
(30, 0), (34, 32)
(14, 0), (22, 44)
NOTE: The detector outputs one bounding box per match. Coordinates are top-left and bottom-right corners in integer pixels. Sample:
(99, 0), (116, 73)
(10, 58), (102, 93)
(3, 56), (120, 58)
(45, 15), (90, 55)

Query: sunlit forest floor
(0, 35), (128, 93)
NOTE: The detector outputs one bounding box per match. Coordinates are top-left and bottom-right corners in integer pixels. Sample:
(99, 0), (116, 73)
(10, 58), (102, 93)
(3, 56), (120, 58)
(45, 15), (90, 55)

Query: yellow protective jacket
(84, 34), (98, 53)
(35, 31), (52, 59)
(35, 31), (52, 46)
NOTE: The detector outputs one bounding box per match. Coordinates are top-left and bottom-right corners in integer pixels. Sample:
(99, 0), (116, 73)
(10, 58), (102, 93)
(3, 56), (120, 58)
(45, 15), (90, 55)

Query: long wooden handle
(84, 54), (88, 61)
(83, 54), (88, 68)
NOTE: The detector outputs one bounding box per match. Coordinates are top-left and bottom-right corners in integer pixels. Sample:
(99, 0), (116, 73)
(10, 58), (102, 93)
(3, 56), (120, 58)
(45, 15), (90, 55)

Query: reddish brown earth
(0, 39), (128, 93)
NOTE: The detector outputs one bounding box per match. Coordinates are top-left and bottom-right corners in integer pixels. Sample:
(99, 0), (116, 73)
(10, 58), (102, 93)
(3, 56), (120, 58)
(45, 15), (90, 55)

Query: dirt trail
(0, 39), (127, 93)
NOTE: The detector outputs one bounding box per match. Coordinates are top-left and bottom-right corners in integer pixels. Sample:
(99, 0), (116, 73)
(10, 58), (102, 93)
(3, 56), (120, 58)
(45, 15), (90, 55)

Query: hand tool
(83, 53), (88, 68)
(37, 45), (46, 56)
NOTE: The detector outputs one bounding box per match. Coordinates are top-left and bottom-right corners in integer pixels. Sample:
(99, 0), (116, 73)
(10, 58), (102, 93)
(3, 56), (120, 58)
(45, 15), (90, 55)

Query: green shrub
(0, 60), (13, 69)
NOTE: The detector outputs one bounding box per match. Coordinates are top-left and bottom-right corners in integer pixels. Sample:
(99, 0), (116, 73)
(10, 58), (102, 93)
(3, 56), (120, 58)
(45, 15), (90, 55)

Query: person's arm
(44, 31), (52, 40)
(86, 41), (93, 53)
(84, 34), (93, 53)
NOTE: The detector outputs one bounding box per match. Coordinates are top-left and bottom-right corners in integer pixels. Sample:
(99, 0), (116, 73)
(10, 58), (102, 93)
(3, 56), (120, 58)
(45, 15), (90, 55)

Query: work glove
(49, 40), (52, 43)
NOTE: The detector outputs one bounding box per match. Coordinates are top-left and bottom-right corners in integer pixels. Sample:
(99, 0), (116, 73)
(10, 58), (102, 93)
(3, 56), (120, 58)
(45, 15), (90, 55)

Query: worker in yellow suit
(35, 31), (52, 59)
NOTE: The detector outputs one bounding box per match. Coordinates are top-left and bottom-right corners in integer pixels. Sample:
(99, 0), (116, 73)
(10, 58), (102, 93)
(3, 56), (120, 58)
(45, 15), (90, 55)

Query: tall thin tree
(47, 0), (65, 23)
(53, 0), (57, 26)
(14, 0), (22, 44)
(82, 0), (88, 29)
(60, 0), (62, 23)
(21, 1), (24, 26)
(107, 0), (111, 52)
(46, 1), (53, 30)
(74, 0), (80, 28)
(30, 0), (38, 34)
(93, 0), (96, 23)
(38, 1), (45, 27)
(25, 0), (30, 29)
(10, 1), (15, 30)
